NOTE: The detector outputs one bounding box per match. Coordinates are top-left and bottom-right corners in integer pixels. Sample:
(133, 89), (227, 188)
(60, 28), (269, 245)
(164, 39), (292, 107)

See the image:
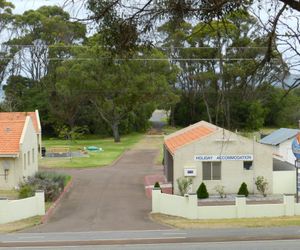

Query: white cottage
(0, 115), (39, 189)
(164, 121), (274, 195)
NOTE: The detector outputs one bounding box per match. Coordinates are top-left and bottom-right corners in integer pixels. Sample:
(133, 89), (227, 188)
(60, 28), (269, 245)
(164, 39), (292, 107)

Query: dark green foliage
(197, 182), (209, 199)
(237, 182), (249, 197)
(18, 171), (71, 202)
(154, 182), (160, 188)
(18, 184), (35, 199)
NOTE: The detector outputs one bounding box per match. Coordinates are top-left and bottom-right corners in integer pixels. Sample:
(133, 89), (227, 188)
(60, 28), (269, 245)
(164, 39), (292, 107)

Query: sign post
(296, 160), (300, 203)
(292, 133), (300, 203)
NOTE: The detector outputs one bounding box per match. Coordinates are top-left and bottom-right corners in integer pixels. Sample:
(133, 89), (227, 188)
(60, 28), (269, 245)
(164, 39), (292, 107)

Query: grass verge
(0, 216), (41, 233)
(150, 213), (300, 229)
(40, 133), (143, 168)
(0, 189), (18, 199)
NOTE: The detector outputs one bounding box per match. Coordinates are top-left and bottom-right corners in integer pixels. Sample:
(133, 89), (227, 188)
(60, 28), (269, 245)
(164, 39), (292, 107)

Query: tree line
(0, 1), (299, 142)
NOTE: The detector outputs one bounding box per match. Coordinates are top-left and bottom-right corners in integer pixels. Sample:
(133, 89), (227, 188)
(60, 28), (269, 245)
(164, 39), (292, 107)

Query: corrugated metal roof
(259, 128), (299, 146)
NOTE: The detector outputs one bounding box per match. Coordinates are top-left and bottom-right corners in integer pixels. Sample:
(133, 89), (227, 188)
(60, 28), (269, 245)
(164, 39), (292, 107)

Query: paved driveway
(27, 147), (168, 232)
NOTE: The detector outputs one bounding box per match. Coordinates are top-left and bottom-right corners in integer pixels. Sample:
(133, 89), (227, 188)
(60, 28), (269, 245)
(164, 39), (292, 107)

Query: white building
(164, 121), (274, 195)
(259, 128), (299, 165)
(0, 114), (40, 189)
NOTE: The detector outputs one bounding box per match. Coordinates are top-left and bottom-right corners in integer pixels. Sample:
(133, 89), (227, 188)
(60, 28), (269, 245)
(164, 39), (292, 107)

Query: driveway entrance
(27, 140), (168, 232)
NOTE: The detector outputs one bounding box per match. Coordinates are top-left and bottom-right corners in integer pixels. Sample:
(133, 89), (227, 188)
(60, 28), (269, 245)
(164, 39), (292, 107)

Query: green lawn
(40, 133), (143, 168)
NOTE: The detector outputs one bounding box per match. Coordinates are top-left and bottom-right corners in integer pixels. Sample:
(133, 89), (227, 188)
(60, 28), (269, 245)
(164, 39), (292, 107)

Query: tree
(55, 46), (178, 142)
(3, 5), (86, 83)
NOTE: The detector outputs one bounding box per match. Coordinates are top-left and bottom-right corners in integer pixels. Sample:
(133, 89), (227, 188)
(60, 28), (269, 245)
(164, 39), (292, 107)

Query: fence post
(284, 195), (295, 216)
(35, 190), (45, 215)
(152, 188), (161, 213)
(235, 195), (246, 218)
(186, 193), (198, 219)
(0, 198), (9, 224)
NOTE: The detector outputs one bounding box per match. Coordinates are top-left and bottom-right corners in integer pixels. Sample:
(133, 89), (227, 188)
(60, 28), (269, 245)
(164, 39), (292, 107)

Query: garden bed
(198, 194), (283, 206)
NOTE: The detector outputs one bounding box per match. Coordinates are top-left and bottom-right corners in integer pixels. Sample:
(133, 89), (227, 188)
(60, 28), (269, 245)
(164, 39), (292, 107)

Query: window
(28, 151), (30, 165)
(32, 149), (34, 163)
(24, 153), (26, 170)
(202, 162), (221, 180)
(244, 161), (253, 170)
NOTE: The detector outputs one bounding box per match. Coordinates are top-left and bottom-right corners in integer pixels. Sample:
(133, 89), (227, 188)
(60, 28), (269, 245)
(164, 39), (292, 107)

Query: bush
(215, 185), (226, 198)
(197, 182), (209, 199)
(237, 182), (249, 197)
(18, 171), (71, 202)
(255, 176), (268, 197)
(18, 184), (35, 199)
(154, 182), (160, 189)
(176, 177), (193, 196)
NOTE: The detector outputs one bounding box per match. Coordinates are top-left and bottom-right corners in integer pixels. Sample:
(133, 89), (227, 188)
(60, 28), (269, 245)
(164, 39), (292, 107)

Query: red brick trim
(41, 178), (73, 224)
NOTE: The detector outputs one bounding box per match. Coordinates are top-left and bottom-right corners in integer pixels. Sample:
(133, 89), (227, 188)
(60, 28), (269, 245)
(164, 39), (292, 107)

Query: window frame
(202, 161), (221, 180)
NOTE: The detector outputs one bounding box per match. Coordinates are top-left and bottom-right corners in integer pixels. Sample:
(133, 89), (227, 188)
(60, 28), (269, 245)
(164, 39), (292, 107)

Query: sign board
(184, 168), (197, 177)
(292, 134), (300, 160)
(194, 154), (253, 161)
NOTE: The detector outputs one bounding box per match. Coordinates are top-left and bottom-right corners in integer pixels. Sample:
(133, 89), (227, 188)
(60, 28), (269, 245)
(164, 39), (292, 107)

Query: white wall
(173, 130), (273, 195)
(152, 189), (298, 220)
(279, 139), (296, 165)
(273, 171), (296, 194)
(0, 191), (45, 224)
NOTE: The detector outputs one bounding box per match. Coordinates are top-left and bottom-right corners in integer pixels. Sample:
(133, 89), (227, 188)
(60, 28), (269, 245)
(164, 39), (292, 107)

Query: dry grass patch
(0, 216), (41, 233)
(151, 213), (300, 229)
(0, 189), (18, 199)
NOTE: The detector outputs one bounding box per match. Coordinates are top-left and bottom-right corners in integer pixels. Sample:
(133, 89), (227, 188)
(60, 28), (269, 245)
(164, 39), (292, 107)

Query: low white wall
(0, 191), (45, 224)
(152, 189), (300, 220)
(273, 171), (296, 194)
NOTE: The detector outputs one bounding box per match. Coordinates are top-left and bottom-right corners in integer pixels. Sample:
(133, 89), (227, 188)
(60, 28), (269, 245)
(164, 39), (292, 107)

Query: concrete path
(26, 142), (168, 232)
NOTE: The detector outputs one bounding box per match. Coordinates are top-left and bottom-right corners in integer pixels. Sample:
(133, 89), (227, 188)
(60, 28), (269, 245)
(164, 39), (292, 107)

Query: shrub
(18, 171), (71, 202)
(215, 185), (226, 198)
(237, 182), (249, 197)
(154, 182), (160, 189)
(197, 182), (209, 199)
(18, 184), (35, 199)
(176, 177), (193, 196)
(255, 176), (268, 197)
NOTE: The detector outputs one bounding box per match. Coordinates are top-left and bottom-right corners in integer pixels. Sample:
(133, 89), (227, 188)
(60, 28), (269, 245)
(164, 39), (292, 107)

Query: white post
(236, 196), (246, 218)
(186, 193), (198, 219)
(284, 195), (295, 216)
(0, 198), (9, 224)
(35, 190), (45, 215)
(152, 188), (161, 213)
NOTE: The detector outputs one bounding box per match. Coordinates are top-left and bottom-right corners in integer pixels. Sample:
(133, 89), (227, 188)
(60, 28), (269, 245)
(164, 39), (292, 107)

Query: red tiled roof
(164, 124), (215, 154)
(0, 112), (40, 133)
(0, 120), (25, 154)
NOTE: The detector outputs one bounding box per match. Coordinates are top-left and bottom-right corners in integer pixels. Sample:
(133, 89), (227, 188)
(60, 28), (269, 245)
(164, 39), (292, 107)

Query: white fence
(0, 191), (45, 224)
(273, 171), (296, 194)
(152, 189), (300, 219)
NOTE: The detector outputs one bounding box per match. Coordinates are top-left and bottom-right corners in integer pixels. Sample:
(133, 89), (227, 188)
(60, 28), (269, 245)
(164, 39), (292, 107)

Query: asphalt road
(26, 149), (168, 232)
(3, 227), (300, 248)
(2, 240), (300, 250)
